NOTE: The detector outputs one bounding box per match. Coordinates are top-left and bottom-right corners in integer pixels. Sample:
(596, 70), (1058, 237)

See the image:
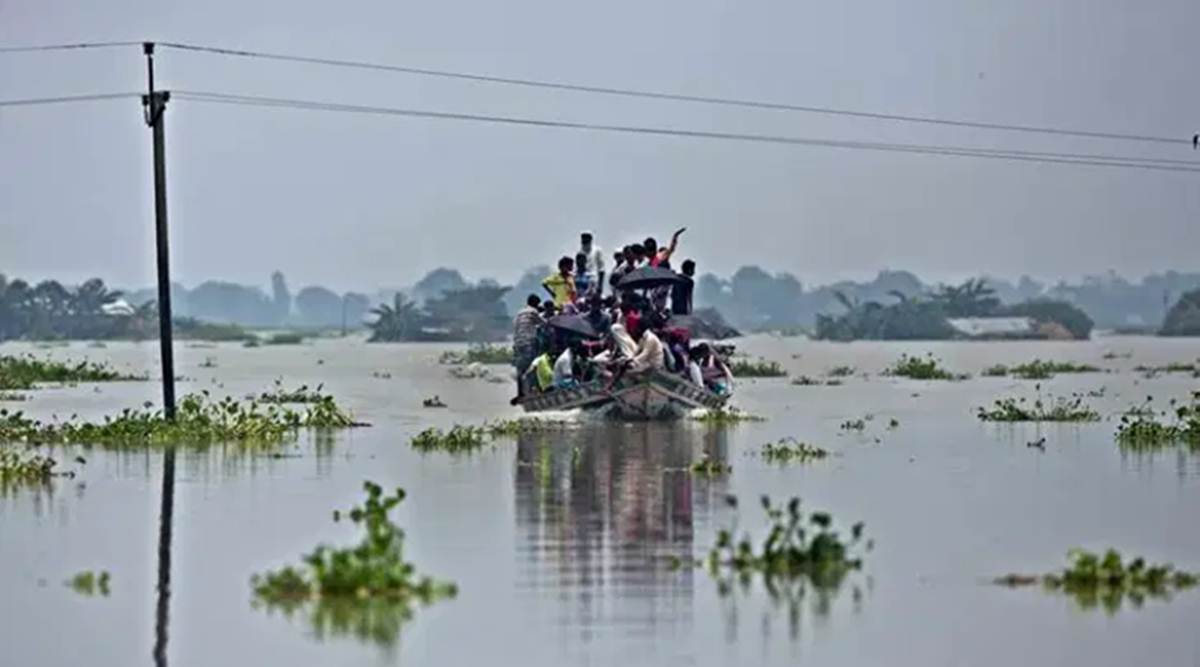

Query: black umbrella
(615, 265), (684, 290)
(547, 313), (601, 338)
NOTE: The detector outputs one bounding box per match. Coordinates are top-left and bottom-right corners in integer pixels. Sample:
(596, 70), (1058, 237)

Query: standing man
(511, 294), (544, 399)
(580, 232), (605, 298)
(542, 256), (576, 308)
(672, 259), (696, 315)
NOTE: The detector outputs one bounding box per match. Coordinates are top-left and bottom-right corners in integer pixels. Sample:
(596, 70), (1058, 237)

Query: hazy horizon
(3, 0), (1198, 293)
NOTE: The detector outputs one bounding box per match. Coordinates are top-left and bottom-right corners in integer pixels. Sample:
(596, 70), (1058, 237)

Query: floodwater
(2, 335), (1199, 666)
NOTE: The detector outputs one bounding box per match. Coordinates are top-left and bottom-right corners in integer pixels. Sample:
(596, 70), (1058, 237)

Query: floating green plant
(0, 391), (362, 448)
(0, 354), (145, 390)
(982, 364), (1010, 377)
(691, 454), (731, 476)
(0, 392), (27, 402)
(438, 344), (513, 366)
(410, 425), (487, 453)
(993, 359), (1102, 380)
(884, 354), (965, 381)
(1115, 393), (1200, 450)
(791, 375), (842, 387)
(977, 387), (1100, 422)
(265, 332), (304, 345)
(257, 379), (329, 404)
(679, 495), (868, 588)
(0, 449), (59, 484)
(692, 408), (766, 425)
(67, 570), (111, 596)
(839, 418), (866, 432)
(759, 439), (829, 464)
(995, 548), (1199, 613)
(826, 365), (856, 378)
(252, 482), (456, 632)
(483, 417), (572, 437)
(422, 396), (447, 408)
(728, 358), (788, 378)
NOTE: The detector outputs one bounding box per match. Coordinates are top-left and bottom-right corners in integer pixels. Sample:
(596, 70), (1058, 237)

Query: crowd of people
(510, 229), (734, 402)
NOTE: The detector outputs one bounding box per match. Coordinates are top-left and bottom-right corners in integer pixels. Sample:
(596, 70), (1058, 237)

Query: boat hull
(516, 371), (728, 420)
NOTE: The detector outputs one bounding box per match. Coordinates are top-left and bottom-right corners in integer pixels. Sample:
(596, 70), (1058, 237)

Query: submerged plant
(1115, 393), (1200, 450)
(438, 344), (513, 366)
(728, 358), (788, 378)
(257, 379), (329, 404)
(0, 354), (145, 390)
(977, 386), (1100, 422)
(690, 453), (731, 476)
(1003, 359), (1101, 380)
(692, 408), (766, 425)
(995, 548), (1199, 613)
(681, 495), (868, 590)
(0, 449), (60, 485)
(410, 425), (487, 453)
(0, 391), (362, 448)
(759, 439), (829, 464)
(67, 570), (111, 596)
(884, 354), (964, 381)
(252, 482), (456, 630)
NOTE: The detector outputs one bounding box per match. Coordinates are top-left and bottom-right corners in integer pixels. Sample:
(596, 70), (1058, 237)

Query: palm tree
(367, 293), (424, 342)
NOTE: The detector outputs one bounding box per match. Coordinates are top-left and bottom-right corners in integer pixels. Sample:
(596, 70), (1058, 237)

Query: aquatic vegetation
(690, 454), (731, 476)
(0, 449), (59, 484)
(242, 339), (261, 348)
(839, 418), (866, 432)
(252, 482), (456, 616)
(728, 358), (788, 378)
(484, 417), (572, 437)
(265, 332), (304, 345)
(759, 439), (829, 464)
(995, 548), (1199, 613)
(996, 359), (1102, 379)
(977, 388), (1100, 422)
(257, 379), (329, 404)
(0, 392), (27, 402)
(1115, 393), (1200, 450)
(692, 408), (766, 425)
(685, 495), (868, 589)
(791, 375), (842, 387)
(0, 354), (145, 390)
(0, 391), (362, 447)
(982, 364), (1010, 377)
(198, 356), (218, 369)
(438, 343), (513, 366)
(1134, 360), (1198, 378)
(410, 425), (487, 453)
(884, 353), (965, 380)
(67, 570), (111, 596)
(826, 365), (856, 378)
(422, 396), (447, 408)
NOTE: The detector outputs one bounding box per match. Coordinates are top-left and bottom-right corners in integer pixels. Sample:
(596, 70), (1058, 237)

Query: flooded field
(2, 335), (1199, 666)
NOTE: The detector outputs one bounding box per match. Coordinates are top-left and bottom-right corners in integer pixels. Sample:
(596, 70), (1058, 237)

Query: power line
(0, 41), (142, 53)
(0, 92), (141, 107)
(159, 41), (1189, 147)
(171, 90), (1200, 173)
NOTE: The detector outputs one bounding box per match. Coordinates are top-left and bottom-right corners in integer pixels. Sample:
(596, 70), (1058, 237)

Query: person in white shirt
(630, 327), (665, 373)
(579, 232), (605, 297)
(553, 346), (577, 388)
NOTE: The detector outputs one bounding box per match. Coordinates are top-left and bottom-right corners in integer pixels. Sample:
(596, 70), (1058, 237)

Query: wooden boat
(516, 371), (729, 420)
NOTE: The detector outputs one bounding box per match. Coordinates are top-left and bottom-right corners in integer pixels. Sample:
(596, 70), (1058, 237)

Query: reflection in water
(153, 446), (176, 667)
(513, 423), (728, 642)
(253, 597), (413, 651)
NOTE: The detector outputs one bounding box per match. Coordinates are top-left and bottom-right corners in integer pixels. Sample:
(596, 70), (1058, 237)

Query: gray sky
(2, 0), (1197, 293)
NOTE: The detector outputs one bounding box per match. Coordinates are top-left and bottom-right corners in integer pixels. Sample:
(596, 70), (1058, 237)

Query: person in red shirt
(644, 227), (686, 268)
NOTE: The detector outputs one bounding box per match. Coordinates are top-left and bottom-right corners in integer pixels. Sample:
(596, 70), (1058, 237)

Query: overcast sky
(2, 0), (1197, 293)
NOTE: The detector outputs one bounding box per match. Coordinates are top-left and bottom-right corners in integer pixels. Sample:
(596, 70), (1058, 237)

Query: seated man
(629, 324), (666, 374)
(523, 350), (555, 393)
(553, 345), (578, 389)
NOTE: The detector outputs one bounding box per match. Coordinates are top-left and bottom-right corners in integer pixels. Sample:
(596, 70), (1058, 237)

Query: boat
(515, 370), (729, 420)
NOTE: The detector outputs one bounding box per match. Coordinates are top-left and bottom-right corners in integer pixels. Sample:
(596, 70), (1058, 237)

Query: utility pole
(142, 42), (176, 420)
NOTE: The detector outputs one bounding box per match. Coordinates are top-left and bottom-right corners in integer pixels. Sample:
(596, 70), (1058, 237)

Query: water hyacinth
(987, 359), (1102, 380)
(257, 379), (330, 404)
(252, 481), (456, 610)
(1115, 393), (1200, 450)
(410, 425), (487, 453)
(67, 570), (111, 596)
(995, 548), (1199, 613)
(690, 453), (731, 476)
(0, 354), (145, 390)
(692, 408), (766, 425)
(759, 439), (829, 464)
(438, 344), (513, 366)
(728, 358), (788, 378)
(0, 391), (363, 448)
(977, 389), (1101, 423)
(885, 354), (966, 381)
(0, 449), (60, 484)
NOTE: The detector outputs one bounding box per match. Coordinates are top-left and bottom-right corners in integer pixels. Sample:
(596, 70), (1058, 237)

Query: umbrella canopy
(615, 266), (685, 290)
(547, 313), (601, 338)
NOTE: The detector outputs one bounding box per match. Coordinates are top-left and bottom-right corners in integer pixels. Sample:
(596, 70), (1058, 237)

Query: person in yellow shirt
(542, 256), (576, 307)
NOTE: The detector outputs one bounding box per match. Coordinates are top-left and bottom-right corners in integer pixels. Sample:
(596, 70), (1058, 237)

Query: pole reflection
(153, 445), (175, 667)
